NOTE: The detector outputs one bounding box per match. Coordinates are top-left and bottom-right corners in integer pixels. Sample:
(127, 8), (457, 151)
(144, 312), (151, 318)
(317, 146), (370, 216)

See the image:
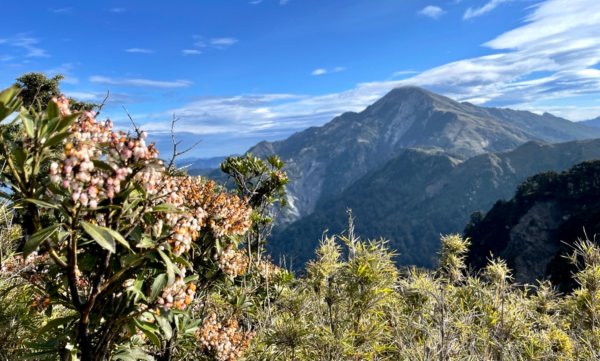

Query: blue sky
(2, 0), (600, 157)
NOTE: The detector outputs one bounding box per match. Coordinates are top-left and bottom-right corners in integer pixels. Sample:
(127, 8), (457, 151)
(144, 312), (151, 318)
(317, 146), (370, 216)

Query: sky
(1, 0), (600, 158)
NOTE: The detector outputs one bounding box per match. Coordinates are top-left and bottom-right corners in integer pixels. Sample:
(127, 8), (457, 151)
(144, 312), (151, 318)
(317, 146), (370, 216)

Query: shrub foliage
(0, 82), (599, 360)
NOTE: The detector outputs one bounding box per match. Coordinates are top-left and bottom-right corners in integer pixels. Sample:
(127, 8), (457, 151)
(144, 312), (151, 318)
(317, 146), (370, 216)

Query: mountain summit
(249, 86), (600, 224)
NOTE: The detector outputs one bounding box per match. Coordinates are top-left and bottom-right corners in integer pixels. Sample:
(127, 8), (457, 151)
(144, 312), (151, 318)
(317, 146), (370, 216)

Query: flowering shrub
(0, 87), (255, 360)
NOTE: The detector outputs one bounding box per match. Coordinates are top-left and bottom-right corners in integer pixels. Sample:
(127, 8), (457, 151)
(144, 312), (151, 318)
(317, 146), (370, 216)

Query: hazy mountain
(269, 139), (600, 269)
(465, 160), (600, 290)
(178, 156), (229, 176)
(250, 86), (600, 225)
(581, 116), (600, 128)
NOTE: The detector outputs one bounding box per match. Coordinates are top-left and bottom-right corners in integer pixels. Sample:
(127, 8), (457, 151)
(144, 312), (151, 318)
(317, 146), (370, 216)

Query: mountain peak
(381, 86), (437, 102)
(368, 86), (458, 114)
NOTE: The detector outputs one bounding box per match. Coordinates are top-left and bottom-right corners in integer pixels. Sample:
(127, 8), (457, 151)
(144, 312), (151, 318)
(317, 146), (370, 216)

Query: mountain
(178, 156), (229, 176)
(581, 116), (600, 128)
(250, 86), (600, 225)
(269, 139), (600, 269)
(465, 160), (600, 290)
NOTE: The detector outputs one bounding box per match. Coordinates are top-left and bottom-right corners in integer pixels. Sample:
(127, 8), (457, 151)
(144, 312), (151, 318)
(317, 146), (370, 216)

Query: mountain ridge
(249, 86), (600, 225)
(269, 138), (600, 268)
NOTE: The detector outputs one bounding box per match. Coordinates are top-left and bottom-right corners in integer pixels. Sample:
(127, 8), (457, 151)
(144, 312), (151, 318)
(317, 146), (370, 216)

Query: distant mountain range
(581, 116), (600, 128)
(177, 156), (229, 176)
(465, 160), (600, 291)
(270, 139), (600, 268)
(250, 86), (600, 227)
(200, 86), (600, 269)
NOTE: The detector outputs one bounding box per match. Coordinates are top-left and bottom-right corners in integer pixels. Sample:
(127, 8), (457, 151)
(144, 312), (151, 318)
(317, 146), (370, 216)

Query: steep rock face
(270, 139), (600, 269)
(465, 161), (600, 289)
(502, 201), (563, 283)
(249, 86), (600, 225)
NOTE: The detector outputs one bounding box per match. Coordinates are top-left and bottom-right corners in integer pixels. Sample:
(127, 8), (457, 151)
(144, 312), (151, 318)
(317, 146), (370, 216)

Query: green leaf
(24, 224), (60, 257)
(81, 221), (116, 253)
(158, 249), (175, 285)
(136, 235), (155, 249)
(104, 228), (132, 251)
(134, 319), (161, 347)
(12, 147), (26, 168)
(20, 112), (35, 139)
(55, 113), (79, 133)
(92, 159), (115, 173)
(38, 315), (77, 335)
(46, 100), (60, 120)
(0, 87), (22, 120)
(24, 198), (59, 209)
(151, 273), (168, 301)
(154, 313), (173, 340)
(44, 132), (70, 148)
(151, 203), (182, 213)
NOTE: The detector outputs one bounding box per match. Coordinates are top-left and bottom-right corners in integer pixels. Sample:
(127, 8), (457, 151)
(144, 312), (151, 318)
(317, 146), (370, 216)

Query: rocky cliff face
(465, 160), (600, 289)
(249, 86), (600, 226)
(270, 139), (600, 269)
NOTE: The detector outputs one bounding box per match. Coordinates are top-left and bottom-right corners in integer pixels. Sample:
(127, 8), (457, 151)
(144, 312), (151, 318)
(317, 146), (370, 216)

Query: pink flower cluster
(48, 97), (158, 208)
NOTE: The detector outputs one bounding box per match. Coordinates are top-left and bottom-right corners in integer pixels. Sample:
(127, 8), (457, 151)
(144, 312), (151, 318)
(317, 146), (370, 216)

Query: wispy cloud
(392, 70), (419, 77)
(280, 0), (290, 4)
(46, 63), (79, 84)
(0, 34), (49, 58)
(419, 5), (445, 20)
(152, 0), (600, 147)
(464, 0), (509, 20)
(249, 0), (263, 4)
(210, 37), (238, 47)
(188, 36), (238, 51)
(125, 48), (154, 54)
(52, 7), (72, 14)
(65, 91), (136, 105)
(110, 8), (126, 13)
(90, 76), (192, 88)
(182, 49), (202, 56)
(125, 48), (155, 54)
(311, 67), (346, 76)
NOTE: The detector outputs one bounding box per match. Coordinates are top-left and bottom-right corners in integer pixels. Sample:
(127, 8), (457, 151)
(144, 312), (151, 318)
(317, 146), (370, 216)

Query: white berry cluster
(197, 313), (254, 361)
(216, 247), (249, 278)
(157, 274), (197, 311)
(48, 96), (158, 208)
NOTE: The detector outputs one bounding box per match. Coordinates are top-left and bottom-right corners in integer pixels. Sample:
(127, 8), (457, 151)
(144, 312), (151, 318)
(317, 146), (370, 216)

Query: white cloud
(46, 63), (79, 84)
(90, 76), (192, 88)
(143, 0), (600, 145)
(250, 0), (263, 4)
(464, 0), (509, 20)
(125, 48), (155, 54)
(419, 5), (445, 20)
(392, 70), (419, 77)
(182, 49), (202, 56)
(0, 34), (49, 58)
(311, 68), (327, 76)
(280, 0), (289, 4)
(210, 37), (239, 47)
(110, 8), (125, 13)
(311, 67), (346, 76)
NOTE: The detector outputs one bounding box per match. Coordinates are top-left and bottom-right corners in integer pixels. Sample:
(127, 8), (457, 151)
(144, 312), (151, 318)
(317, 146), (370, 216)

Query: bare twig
(122, 106), (142, 137)
(166, 114), (201, 172)
(94, 90), (111, 118)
